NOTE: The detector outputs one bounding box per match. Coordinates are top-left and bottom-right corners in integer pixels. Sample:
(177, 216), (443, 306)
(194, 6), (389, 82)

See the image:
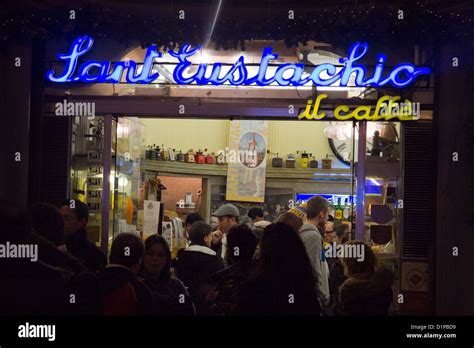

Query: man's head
(306, 196), (329, 230)
(324, 221), (336, 243)
(30, 202), (65, 247)
(188, 221), (213, 247)
(184, 213), (204, 238)
(59, 199), (89, 239)
(110, 233), (145, 274)
(247, 207), (264, 223)
(212, 204), (239, 233)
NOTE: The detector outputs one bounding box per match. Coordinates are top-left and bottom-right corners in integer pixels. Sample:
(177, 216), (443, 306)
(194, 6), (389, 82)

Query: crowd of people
(0, 196), (394, 316)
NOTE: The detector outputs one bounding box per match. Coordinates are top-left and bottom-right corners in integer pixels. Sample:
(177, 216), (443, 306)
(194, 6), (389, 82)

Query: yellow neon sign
(298, 94), (420, 121)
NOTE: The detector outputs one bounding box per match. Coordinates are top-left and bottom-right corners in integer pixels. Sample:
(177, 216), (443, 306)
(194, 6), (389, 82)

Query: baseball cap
(212, 204), (240, 218)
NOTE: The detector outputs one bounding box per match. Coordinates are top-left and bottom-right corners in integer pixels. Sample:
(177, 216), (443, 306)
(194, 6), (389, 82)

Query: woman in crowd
(176, 221), (224, 315)
(328, 223), (349, 315)
(235, 222), (321, 316)
(140, 235), (195, 316)
(339, 241), (393, 315)
(209, 224), (257, 315)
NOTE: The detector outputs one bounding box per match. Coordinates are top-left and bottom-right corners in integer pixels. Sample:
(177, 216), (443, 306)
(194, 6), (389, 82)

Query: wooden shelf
(355, 161), (401, 178)
(143, 160), (352, 181)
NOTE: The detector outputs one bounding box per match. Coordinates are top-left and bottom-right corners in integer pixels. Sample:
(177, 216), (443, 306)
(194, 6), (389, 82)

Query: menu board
(143, 200), (161, 236)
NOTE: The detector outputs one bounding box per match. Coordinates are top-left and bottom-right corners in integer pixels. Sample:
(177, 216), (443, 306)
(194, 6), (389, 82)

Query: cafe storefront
(36, 33), (437, 315)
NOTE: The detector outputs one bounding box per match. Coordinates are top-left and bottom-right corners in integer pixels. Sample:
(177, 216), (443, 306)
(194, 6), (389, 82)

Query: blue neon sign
(46, 36), (431, 88)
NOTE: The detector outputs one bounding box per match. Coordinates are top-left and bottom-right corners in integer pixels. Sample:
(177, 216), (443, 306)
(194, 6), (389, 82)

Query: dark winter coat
(0, 258), (65, 315)
(27, 233), (102, 315)
(176, 245), (224, 315)
(98, 265), (156, 315)
(234, 275), (322, 316)
(28, 233), (86, 274)
(209, 261), (255, 315)
(339, 268), (394, 316)
(66, 228), (107, 272)
(141, 272), (195, 316)
(328, 258), (347, 315)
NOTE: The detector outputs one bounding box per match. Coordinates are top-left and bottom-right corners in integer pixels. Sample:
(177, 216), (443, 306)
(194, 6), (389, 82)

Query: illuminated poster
(225, 120), (268, 203)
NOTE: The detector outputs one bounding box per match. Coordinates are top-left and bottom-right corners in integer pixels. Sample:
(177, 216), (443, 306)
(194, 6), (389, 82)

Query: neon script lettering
(47, 36), (431, 88)
(298, 94), (420, 121)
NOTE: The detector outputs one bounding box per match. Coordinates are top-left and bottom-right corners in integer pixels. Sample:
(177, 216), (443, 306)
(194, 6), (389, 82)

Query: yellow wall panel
(142, 118), (229, 154)
(143, 119), (348, 168)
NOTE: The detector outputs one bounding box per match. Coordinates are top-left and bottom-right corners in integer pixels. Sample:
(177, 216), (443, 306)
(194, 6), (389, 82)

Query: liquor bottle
(335, 198), (343, 221)
(328, 197), (335, 218)
(343, 198), (350, 221)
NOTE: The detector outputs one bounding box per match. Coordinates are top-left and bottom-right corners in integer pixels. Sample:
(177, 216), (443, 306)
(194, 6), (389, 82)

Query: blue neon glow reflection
(46, 36), (431, 88)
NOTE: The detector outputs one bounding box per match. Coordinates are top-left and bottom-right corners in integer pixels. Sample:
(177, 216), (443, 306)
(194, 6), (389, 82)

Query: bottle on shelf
(161, 144), (170, 161)
(156, 144), (162, 160)
(351, 197), (357, 222)
(150, 144), (155, 160)
(343, 198), (350, 221)
(335, 198), (343, 221)
(145, 145), (151, 160)
(177, 150), (185, 162)
(328, 197), (335, 218)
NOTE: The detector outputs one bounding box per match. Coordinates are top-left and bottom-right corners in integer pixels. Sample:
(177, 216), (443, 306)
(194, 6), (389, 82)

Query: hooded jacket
(299, 223), (330, 307)
(98, 264), (155, 315)
(339, 268), (394, 315)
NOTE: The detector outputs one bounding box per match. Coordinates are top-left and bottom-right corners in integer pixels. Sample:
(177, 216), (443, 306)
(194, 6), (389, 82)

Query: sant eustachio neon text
(297, 94), (420, 121)
(46, 36), (430, 88)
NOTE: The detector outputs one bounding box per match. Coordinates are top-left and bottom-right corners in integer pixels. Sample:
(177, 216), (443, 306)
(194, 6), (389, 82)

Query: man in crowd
(184, 212), (204, 243)
(98, 233), (155, 315)
(299, 196), (331, 313)
(210, 204), (239, 262)
(59, 199), (107, 272)
(0, 201), (65, 315)
(247, 207), (264, 226)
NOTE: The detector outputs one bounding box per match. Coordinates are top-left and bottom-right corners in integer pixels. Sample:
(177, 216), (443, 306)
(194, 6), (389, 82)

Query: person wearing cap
(211, 204), (240, 262)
